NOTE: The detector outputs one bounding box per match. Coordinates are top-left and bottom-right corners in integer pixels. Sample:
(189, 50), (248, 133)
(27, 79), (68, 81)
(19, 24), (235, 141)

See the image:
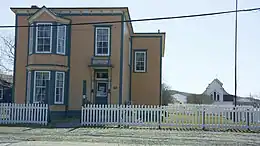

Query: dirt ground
(0, 127), (259, 145)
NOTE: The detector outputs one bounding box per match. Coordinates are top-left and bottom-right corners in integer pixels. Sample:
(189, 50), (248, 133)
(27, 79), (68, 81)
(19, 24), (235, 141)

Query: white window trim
(35, 23), (53, 53)
(29, 24), (34, 54)
(26, 71), (31, 103)
(33, 71), (51, 103)
(134, 51), (147, 72)
(0, 87), (3, 100)
(54, 72), (65, 104)
(95, 27), (110, 56)
(56, 25), (66, 55)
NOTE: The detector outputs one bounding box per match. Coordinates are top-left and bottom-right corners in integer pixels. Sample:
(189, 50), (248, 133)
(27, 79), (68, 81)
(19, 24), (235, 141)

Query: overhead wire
(0, 7), (259, 28)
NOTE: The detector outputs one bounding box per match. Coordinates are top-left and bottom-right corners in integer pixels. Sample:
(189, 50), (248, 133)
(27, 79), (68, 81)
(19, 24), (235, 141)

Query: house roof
(211, 78), (223, 86)
(10, 6), (166, 57)
(0, 78), (12, 88)
(27, 6), (70, 24)
(11, 6), (133, 31)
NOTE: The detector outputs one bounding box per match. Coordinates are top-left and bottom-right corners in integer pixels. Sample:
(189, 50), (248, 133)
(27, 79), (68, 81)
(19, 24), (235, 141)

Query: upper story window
(128, 39), (131, 66)
(95, 27), (110, 56)
(29, 24), (34, 54)
(36, 23), (52, 53)
(57, 25), (66, 54)
(134, 51), (147, 72)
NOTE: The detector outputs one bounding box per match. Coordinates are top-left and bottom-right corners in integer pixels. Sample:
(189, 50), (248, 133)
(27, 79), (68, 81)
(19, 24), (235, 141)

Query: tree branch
(0, 35), (15, 73)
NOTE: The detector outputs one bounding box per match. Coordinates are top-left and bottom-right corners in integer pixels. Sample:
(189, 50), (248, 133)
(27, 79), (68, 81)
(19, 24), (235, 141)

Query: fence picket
(79, 104), (260, 131)
(0, 103), (48, 125)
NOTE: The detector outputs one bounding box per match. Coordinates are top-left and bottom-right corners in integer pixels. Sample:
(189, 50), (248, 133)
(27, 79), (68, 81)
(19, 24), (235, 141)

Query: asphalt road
(0, 127), (260, 145)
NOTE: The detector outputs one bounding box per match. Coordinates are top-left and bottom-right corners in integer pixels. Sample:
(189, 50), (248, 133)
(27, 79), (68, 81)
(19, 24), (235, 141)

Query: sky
(0, 0), (260, 97)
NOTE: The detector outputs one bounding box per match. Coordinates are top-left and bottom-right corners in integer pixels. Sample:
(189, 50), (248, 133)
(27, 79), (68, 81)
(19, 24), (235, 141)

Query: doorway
(94, 70), (108, 104)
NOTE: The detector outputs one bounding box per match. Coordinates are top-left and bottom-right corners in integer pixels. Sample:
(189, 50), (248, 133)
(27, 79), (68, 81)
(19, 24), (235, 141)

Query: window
(57, 25), (66, 54)
(55, 72), (65, 104)
(26, 71), (31, 103)
(36, 23), (52, 53)
(0, 87), (3, 100)
(211, 91), (221, 101)
(95, 27), (110, 56)
(29, 24), (34, 54)
(33, 71), (50, 103)
(128, 40), (131, 65)
(96, 72), (108, 80)
(134, 51), (147, 72)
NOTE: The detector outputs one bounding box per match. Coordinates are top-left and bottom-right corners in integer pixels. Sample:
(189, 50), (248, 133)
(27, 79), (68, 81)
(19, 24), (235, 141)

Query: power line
(1, 7), (260, 28)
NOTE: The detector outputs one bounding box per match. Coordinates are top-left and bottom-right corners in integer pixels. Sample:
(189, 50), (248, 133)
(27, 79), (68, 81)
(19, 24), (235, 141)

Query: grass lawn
(129, 112), (258, 129)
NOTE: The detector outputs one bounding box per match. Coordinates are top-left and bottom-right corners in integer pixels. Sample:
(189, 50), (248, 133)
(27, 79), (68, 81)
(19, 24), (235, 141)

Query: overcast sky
(1, 0), (260, 97)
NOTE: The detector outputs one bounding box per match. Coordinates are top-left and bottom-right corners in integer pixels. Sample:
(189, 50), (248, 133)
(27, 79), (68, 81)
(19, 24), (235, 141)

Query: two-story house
(11, 6), (165, 117)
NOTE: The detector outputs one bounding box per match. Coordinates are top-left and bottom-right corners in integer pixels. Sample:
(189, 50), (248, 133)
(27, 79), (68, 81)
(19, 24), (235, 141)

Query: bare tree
(0, 35), (14, 74)
(161, 83), (175, 105)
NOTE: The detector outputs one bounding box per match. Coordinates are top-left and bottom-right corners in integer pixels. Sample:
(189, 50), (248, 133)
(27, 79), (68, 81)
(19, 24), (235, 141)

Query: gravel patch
(0, 127), (259, 145)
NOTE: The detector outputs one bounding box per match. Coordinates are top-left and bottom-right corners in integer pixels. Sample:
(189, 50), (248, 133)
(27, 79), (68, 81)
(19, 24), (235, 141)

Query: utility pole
(233, 0), (238, 123)
(234, 0), (238, 107)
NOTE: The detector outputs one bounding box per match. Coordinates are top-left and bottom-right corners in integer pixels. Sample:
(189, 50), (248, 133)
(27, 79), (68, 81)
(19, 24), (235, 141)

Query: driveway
(0, 127), (259, 145)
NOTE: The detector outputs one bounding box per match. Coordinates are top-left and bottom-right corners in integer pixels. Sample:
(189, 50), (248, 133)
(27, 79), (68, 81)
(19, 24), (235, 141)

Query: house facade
(0, 78), (12, 103)
(11, 6), (165, 117)
(202, 79), (233, 105)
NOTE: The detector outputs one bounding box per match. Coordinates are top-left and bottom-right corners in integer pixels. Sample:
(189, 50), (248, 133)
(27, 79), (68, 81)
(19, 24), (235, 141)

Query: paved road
(0, 127), (260, 145)
(1, 141), (126, 146)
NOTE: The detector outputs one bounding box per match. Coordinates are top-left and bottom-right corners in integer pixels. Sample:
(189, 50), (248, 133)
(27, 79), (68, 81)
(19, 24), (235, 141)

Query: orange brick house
(11, 5), (165, 117)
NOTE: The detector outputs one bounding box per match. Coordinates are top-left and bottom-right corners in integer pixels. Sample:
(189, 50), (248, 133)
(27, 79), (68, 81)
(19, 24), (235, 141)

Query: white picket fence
(0, 103), (48, 125)
(81, 104), (260, 130)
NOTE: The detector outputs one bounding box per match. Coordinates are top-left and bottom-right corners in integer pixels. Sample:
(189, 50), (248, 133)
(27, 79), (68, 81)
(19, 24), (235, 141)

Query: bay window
(35, 23), (52, 53)
(33, 71), (50, 103)
(54, 72), (65, 104)
(57, 25), (66, 54)
(26, 71), (31, 103)
(95, 27), (110, 56)
(29, 24), (34, 54)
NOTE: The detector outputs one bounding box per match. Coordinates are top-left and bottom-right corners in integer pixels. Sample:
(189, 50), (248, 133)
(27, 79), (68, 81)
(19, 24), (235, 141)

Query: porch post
(108, 68), (112, 104)
(91, 69), (95, 103)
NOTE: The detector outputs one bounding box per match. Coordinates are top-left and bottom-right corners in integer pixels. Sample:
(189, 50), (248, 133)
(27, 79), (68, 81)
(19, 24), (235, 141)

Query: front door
(95, 81), (108, 104)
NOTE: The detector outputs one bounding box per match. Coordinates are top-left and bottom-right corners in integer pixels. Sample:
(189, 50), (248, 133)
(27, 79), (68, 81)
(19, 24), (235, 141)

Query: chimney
(31, 5), (39, 9)
(158, 29), (160, 33)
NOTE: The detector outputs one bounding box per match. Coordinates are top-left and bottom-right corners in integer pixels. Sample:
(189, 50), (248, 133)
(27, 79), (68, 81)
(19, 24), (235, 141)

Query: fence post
(233, 107), (236, 123)
(158, 105), (161, 129)
(247, 108), (250, 131)
(117, 104), (121, 128)
(202, 106), (205, 130)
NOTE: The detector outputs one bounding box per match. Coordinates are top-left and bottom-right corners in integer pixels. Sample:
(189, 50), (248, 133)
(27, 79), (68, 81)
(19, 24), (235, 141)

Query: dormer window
(36, 23), (52, 53)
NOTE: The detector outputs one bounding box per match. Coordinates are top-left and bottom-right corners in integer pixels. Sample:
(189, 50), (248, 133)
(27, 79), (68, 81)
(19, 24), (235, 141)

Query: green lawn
(129, 112), (258, 128)
(160, 112), (260, 128)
